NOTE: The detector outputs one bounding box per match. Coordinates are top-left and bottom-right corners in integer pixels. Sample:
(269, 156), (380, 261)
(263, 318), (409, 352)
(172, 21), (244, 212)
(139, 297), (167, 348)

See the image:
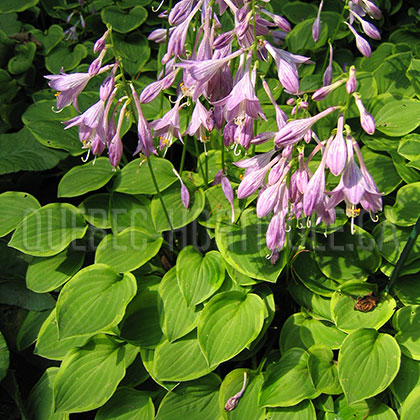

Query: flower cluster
(45, 0), (384, 260)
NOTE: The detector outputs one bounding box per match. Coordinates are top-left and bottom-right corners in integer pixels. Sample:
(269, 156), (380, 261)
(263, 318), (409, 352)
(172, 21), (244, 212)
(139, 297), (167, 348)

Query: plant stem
(385, 215), (420, 294)
(147, 155), (174, 232)
(179, 136), (188, 174)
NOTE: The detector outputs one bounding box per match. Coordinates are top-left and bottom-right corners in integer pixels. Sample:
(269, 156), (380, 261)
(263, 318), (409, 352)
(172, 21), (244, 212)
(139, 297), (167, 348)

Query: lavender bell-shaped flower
(93, 29), (110, 53)
(323, 43), (334, 86)
(130, 84), (156, 157)
(312, 79), (345, 101)
(326, 114), (347, 176)
(346, 66), (357, 94)
(184, 99), (213, 142)
(173, 168), (190, 209)
(354, 93), (375, 135)
(266, 211), (286, 259)
(351, 11), (381, 40)
(214, 170), (235, 223)
(303, 142), (330, 217)
(312, 0), (324, 42)
(345, 22), (372, 57)
(274, 106), (338, 147)
(108, 102), (128, 168)
(359, 0), (382, 19)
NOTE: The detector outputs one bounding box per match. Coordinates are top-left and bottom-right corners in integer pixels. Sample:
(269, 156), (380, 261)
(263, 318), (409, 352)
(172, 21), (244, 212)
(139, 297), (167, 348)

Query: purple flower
(130, 84), (156, 157)
(312, 0), (324, 42)
(312, 79), (345, 101)
(323, 44), (334, 86)
(108, 102), (128, 168)
(93, 29), (110, 53)
(237, 156), (279, 199)
(351, 11), (381, 40)
(264, 41), (312, 95)
(45, 71), (92, 112)
(150, 99), (182, 149)
(359, 0), (382, 19)
(173, 169), (190, 209)
(346, 66), (357, 94)
(326, 114), (347, 176)
(214, 170), (235, 223)
(260, 9), (291, 32)
(184, 99), (213, 141)
(168, 0), (194, 25)
(354, 94), (375, 135)
(345, 22), (372, 57)
(266, 211), (286, 254)
(274, 106), (338, 147)
(64, 99), (106, 145)
(262, 79), (288, 129)
(303, 155), (327, 217)
(234, 115), (254, 149)
(140, 70), (179, 104)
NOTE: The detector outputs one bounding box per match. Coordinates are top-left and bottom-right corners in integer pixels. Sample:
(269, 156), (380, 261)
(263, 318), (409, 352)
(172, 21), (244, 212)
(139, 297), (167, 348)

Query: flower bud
(346, 66), (357, 94)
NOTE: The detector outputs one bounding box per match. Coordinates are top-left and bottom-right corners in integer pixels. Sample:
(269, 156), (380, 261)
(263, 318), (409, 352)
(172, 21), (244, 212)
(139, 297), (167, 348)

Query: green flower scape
(1, 0), (420, 419)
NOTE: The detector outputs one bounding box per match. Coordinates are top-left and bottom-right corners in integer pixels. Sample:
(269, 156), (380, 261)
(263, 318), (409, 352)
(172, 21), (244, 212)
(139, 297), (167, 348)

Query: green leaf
(266, 400), (316, 420)
(286, 17), (328, 53)
(395, 275), (420, 306)
(101, 6), (147, 33)
(113, 156), (177, 194)
(95, 388), (154, 420)
(0, 0), (39, 13)
(9, 203), (88, 257)
(26, 248), (84, 293)
(307, 344), (342, 394)
(120, 276), (163, 348)
(154, 331), (216, 382)
(155, 374), (221, 420)
(45, 43), (88, 73)
(56, 264), (137, 339)
(109, 193), (155, 233)
(259, 348), (319, 407)
(27, 368), (68, 420)
(22, 100), (83, 156)
(215, 209), (287, 282)
(390, 151), (420, 184)
(401, 385), (420, 420)
(361, 147), (401, 194)
(373, 53), (415, 97)
(398, 134), (420, 162)
(8, 42), (36, 74)
(158, 268), (200, 342)
(384, 182), (420, 226)
(390, 355), (420, 404)
(58, 157), (115, 197)
(331, 281), (395, 333)
(0, 280), (55, 310)
(35, 309), (90, 361)
(198, 291), (265, 366)
(30, 25), (64, 55)
(0, 330), (9, 381)
(176, 246), (225, 307)
(219, 369), (265, 420)
(78, 193), (111, 229)
(0, 191), (40, 237)
(112, 32), (150, 77)
(373, 220), (420, 266)
(393, 306), (420, 360)
(16, 309), (51, 351)
(0, 128), (66, 174)
(54, 335), (126, 413)
(95, 227), (162, 273)
(314, 225), (381, 282)
(291, 251), (340, 297)
(338, 329), (401, 403)
(279, 313), (307, 354)
(151, 179), (205, 232)
(370, 94), (420, 137)
(407, 58), (420, 95)
(300, 317), (346, 350)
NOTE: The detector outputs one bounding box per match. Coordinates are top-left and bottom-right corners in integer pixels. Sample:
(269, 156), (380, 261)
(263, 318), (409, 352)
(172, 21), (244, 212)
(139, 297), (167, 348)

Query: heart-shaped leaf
(8, 42), (36, 74)
(215, 209), (287, 283)
(9, 203), (88, 257)
(198, 291), (265, 366)
(58, 157), (115, 197)
(338, 329), (400, 403)
(54, 335), (126, 413)
(176, 246), (225, 307)
(102, 6), (147, 33)
(259, 348), (320, 407)
(393, 305), (420, 360)
(56, 264), (137, 339)
(95, 227), (163, 273)
(384, 182), (420, 227)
